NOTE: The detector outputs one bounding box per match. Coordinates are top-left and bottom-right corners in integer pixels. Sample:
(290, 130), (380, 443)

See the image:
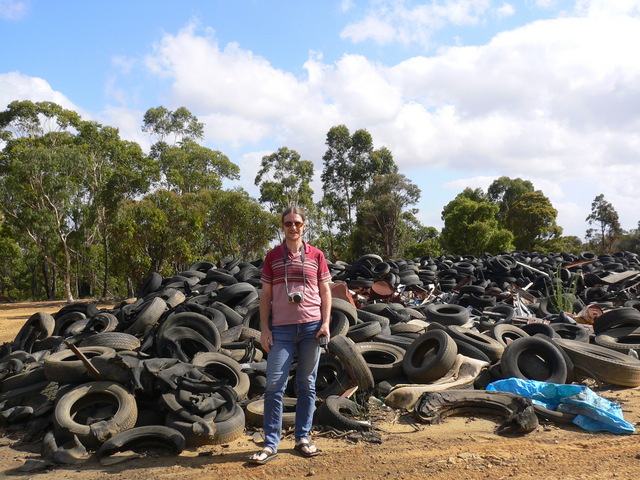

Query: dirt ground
(2, 301), (640, 480)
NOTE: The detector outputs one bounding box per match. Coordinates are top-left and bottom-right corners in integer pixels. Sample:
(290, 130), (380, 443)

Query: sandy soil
(1, 301), (640, 480)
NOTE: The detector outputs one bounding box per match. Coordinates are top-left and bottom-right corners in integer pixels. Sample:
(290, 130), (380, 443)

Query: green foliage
(351, 173), (421, 259)
(557, 236), (583, 255)
(142, 106), (204, 144)
(0, 101), (249, 301)
(505, 191), (563, 251)
(109, 188), (277, 295)
(458, 187), (486, 203)
(320, 125), (398, 236)
(143, 106), (239, 195)
(0, 222), (25, 300)
(75, 120), (160, 297)
(158, 139), (239, 194)
(109, 190), (199, 287)
(618, 225), (640, 254)
(585, 194), (622, 253)
(403, 220), (443, 259)
(254, 147), (315, 214)
(547, 267), (579, 313)
(0, 101), (90, 300)
(195, 188), (278, 260)
(487, 176), (535, 224)
(440, 194), (514, 256)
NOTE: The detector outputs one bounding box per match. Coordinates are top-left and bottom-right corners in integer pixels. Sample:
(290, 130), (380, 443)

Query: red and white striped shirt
(261, 242), (331, 326)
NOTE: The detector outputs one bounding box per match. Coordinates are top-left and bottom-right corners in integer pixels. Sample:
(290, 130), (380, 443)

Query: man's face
(282, 213), (305, 242)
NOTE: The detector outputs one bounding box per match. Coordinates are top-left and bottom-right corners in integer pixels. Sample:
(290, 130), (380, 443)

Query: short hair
(281, 205), (306, 223)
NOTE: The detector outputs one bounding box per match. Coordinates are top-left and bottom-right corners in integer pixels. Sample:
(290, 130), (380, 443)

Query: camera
(288, 291), (304, 303)
(318, 335), (328, 347)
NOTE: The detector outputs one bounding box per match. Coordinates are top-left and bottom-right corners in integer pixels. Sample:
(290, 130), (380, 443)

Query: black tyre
(353, 342), (405, 381)
(593, 307), (640, 334)
(124, 297), (167, 336)
(138, 272), (163, 297)
(156, 326), (219, 362)
(54, 381), (137, 447)
(191, 352), (250, 399)
(490, 324), (529, 347)
(549, 323), (590, 342)
(315, 395), (369, 431)
(446, 325), (504, 362)
(521, 323), (558, 339)
(424, 304), (469, 326)
(402, 330), (458, 383)
(327, 336), (374, 390)
(44, 346), (116, 383)
(329, 310), (350, 337)
(245, 397), (298, 428)
(85, 312), (119, 334)
(347, 321), (382, 342)
(500, 336), (568, 383)
(595, 327), (640, 354)
(96, 425), (185, 459)
(331, 298), (359, 326)
(158, 311), (222, 351)
(555, 338), (640, 387)
(13, 312), (55, 352)
(78, 332), (141, 351)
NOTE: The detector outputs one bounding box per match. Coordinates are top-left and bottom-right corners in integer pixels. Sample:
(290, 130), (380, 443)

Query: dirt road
(1, 301), (640, 480)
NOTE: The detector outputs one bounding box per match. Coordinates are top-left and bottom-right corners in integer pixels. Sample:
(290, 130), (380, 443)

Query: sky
(1, 0), (640, 241)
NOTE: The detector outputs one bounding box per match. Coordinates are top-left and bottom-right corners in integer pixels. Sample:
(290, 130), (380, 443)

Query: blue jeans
(263, 321), (322, 452)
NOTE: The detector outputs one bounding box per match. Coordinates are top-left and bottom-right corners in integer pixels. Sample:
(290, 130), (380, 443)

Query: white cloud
(0, 72), (80, 112)
(340, 0), (355, 13)
(340, 15), (397, 45)
(340, 0), (501, 47)
(111, 55), (136, 75)
(0, 0), (26, 20)
(145, 24), (309, 122)
(495, 2), (516, 17)
(575, 0), (640, 17)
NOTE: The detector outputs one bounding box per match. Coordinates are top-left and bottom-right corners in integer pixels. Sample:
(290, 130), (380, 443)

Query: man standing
(248, 206), (332, 464)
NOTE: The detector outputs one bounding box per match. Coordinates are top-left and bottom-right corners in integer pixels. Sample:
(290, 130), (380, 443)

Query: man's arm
(316, 281), (332, 340)
(259, 282), (273, 352)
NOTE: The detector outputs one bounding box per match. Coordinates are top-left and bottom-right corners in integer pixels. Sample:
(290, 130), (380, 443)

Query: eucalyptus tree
(142, 106), (239, 194)
(441, 193), (514, 256)
(0, 218), (24, 300)
(403, 217), (443, 259)
(505, 191), (563, 252)
(0, 101), (86, 300)
(320, 125), (398, 260)
(352, 173), (421, 259)
(487, 176), (535, 224)
(109, 190), (201, 295)
(254, 146), (315, 214)
(586, 194), (622, 253)
(320, 125), (397, 234)
(196, 188), (277, 260)
(75, 121), (158, 297)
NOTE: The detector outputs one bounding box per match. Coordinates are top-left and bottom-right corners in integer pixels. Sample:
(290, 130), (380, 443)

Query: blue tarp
(486, 378), (635, 435)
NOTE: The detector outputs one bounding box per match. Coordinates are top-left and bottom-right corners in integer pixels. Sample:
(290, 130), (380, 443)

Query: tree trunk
(101, 217), (109, 298)
(42, 260), (54, 300)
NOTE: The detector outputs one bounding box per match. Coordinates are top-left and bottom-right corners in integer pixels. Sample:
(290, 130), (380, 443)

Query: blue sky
(2, 0), (640, 240)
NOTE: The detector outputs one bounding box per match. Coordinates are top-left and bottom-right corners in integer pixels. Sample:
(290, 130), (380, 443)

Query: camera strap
(283, 243), (306, 298)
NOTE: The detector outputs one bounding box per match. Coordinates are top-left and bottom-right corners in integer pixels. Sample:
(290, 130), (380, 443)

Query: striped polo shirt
(261, 241), (331, 326)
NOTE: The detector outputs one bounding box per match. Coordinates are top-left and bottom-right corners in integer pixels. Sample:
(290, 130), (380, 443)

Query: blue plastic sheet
(487, 378), (635, 435)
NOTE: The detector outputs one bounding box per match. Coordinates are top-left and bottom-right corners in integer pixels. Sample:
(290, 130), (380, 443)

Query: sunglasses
(283, 221), (304, 228)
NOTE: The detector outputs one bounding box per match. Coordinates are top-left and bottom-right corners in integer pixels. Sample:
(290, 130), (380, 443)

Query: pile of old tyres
(3, 251), (640, 467)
